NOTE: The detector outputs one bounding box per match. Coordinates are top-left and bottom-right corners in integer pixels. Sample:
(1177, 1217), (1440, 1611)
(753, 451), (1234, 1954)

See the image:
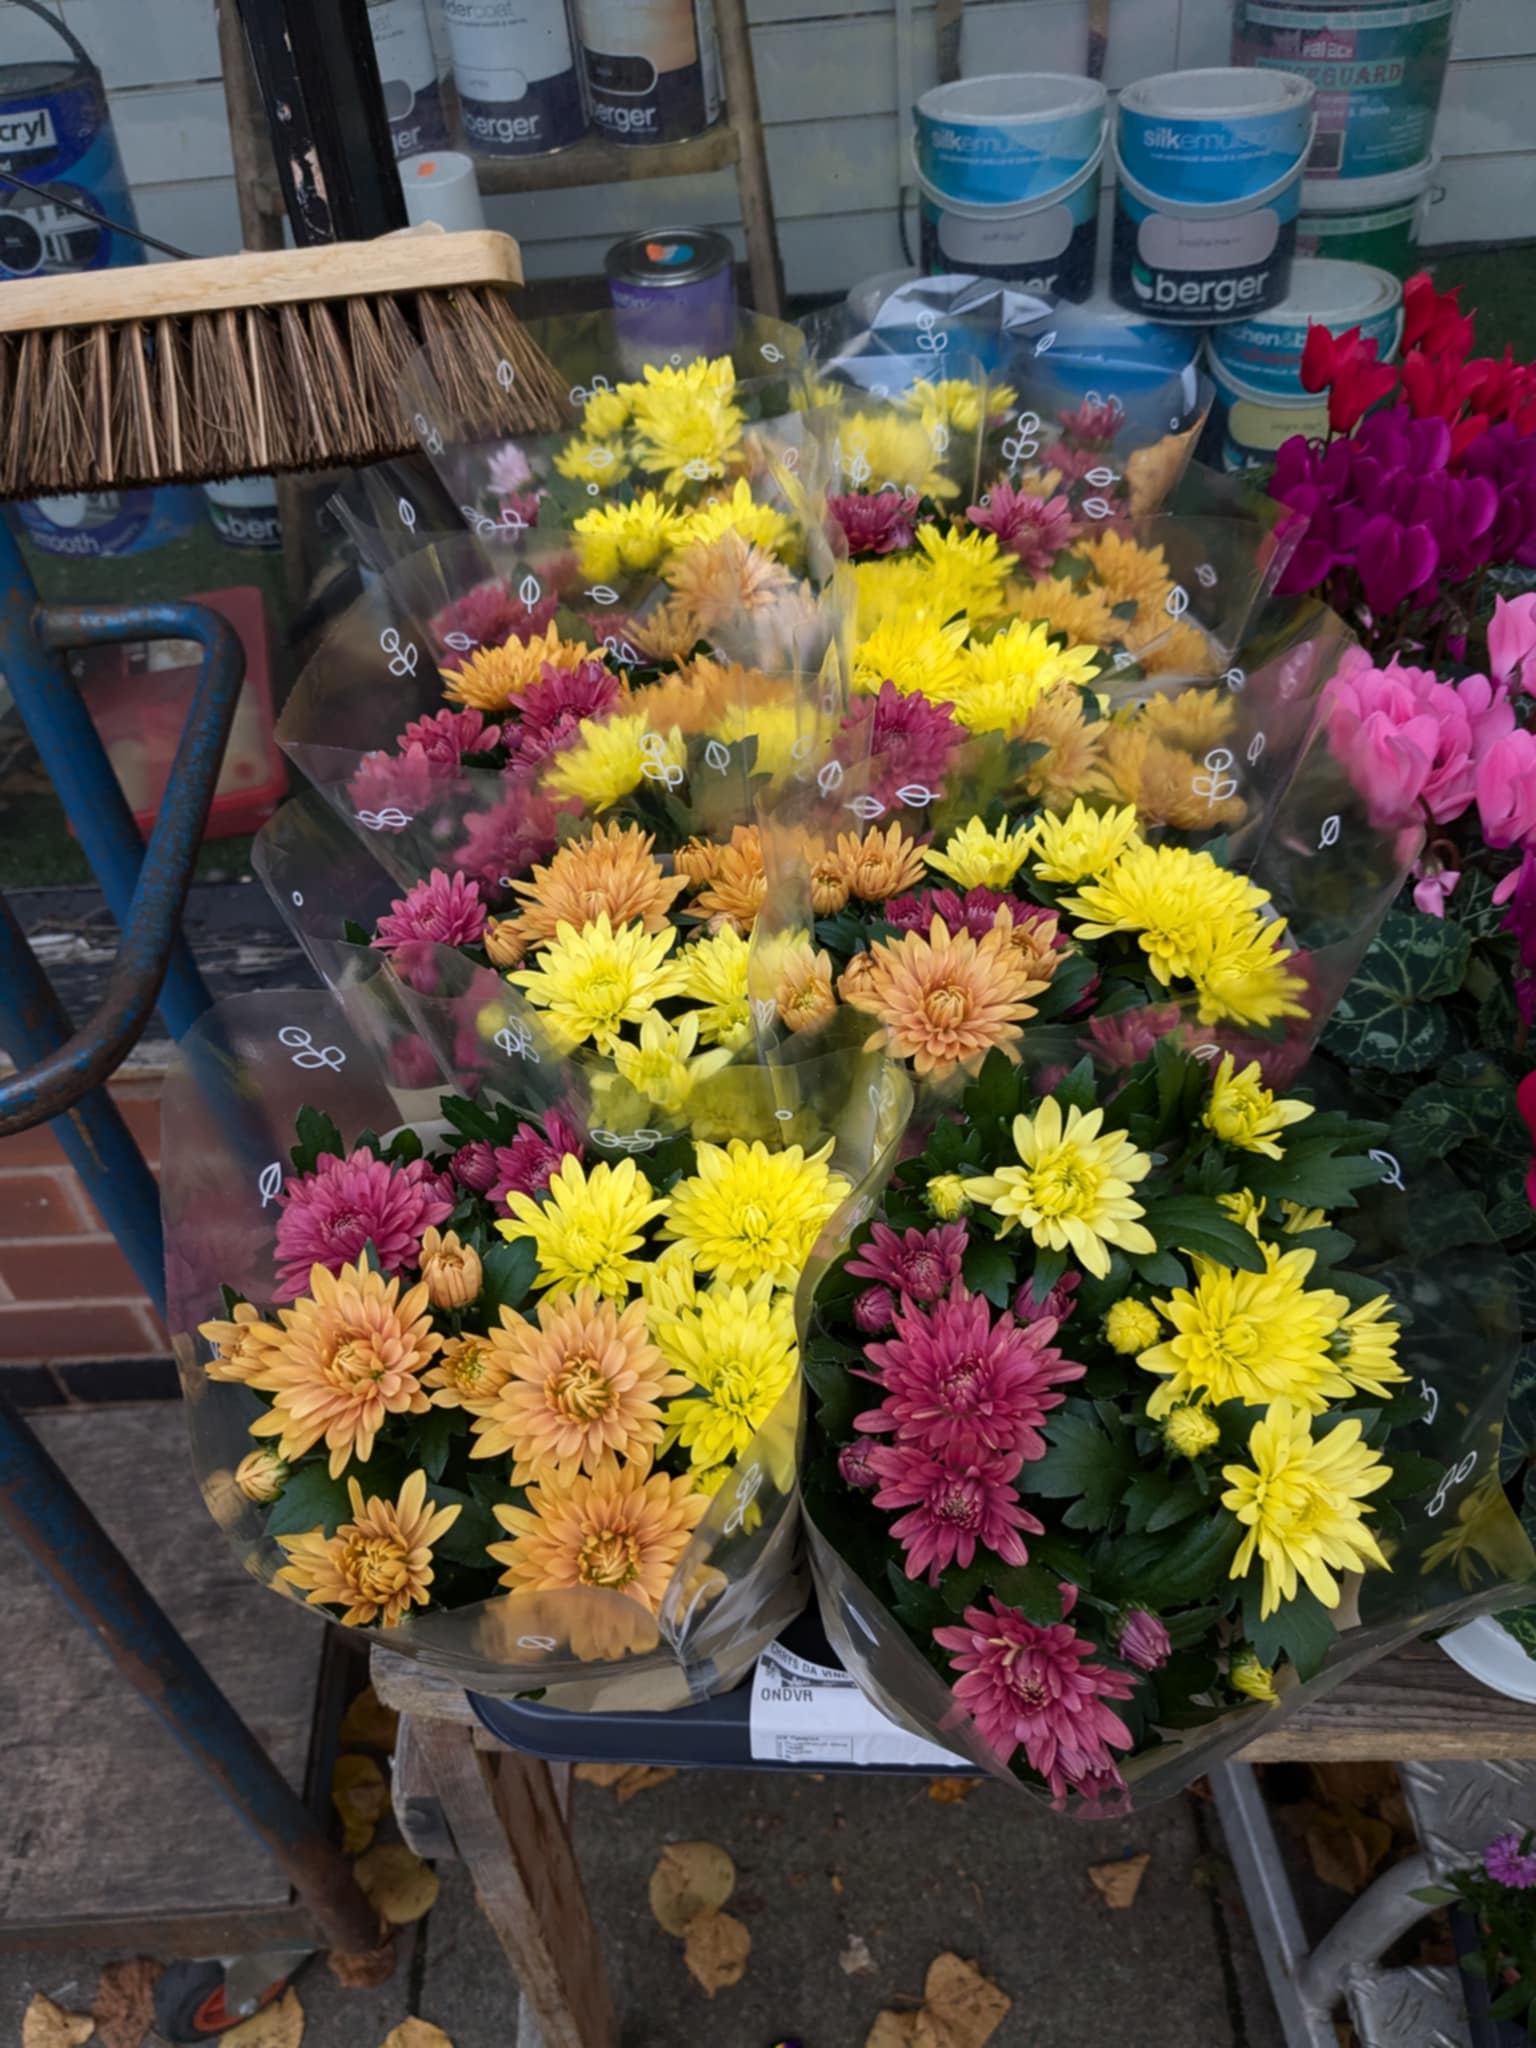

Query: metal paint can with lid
(604, 227), (736, 367)
(442, 0), (586, 159)
(575, 0), (722, 146)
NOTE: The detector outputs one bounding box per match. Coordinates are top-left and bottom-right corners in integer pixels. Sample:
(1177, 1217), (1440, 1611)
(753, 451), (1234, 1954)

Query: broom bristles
(0, 285), (570, 497)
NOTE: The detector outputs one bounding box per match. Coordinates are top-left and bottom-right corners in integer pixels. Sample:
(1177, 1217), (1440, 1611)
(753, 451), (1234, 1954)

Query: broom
(0, 227), (572, 499)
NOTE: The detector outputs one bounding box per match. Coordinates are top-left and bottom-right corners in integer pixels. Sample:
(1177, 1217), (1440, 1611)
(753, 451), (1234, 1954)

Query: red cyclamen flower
(1299, 323), (1399, 433)
(847, 1220), (968, 1304)
(867, 1439), (1041, 1584)
(272, 1147), (454, 1300)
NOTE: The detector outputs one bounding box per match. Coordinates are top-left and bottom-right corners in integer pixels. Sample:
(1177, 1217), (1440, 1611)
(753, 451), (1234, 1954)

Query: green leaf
(416, 1404), (466, 1484)
(1486, 1160), (1536, 1243)
(886, 1559), (950, 1634)
(1321, 909), (1471, 1074)
(479, 1238), (537, 1318)
(987, 1563), (1068, 1626)
(1129, 1247), (1189, 1288)
(219, 1282), (246, 1317)
(1101, 1514), (1242, 1608)
(803, 1344), (859, 1439)
(1031, 1402), (1138, 1532)
(962, 1234), (1016, 1309)
(1123, 1470), (1206, 1536)
(343, 917), (371, 946)
(1143, 1196), (1267, 1274)
(1052, 1057), (1098, 1116)
(1242, 1582), (1336, 1682)
(1409, 1885), (1462, 1908)
(263, 1461), (352, 1540)
(964, 1047), (1023, 1131)
(290, 1105), (346, 1176)
(1396, 1184), (1496, 1257)
(426, 1485), (501, 1569)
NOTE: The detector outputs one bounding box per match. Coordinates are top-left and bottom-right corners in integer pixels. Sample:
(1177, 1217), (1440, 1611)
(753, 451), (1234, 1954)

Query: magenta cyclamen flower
(398, 704), (503, 764)
(487, 1109), (586, 1204)
(934, 1588), (1136, 1802)
(1485, 1833), (1536, 1890)
(847, 1220), (968, 1304)
(966, 481), (1078, 578)
(1116, 1609), (1171, 1673)
(858, 1288), (1084, 1464)
(272, 1147), (454, 1300)
(374, 869), (488, 954)
(827, 489), (921, 557)
(867, 1439), (1041, 1584)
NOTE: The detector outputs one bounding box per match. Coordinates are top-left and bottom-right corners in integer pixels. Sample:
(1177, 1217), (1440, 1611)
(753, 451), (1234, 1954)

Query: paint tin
(914, 73), (1107, 206)
(1110, 143), (1306, 324)
(1038, 289), (1206, 403)
(0, 17), (142, 277)
(574, 0), (722, 146)
(1297, 152), (1438, 274)
(1117, 68), (1314, 206)
(366, 0), (450, 161)
(204, 476), (283, 552)
(1233, 0), (1455, 180)
(915, 144), (1103, 301)
(12, 488), (206, 559)
(605, 227), (736, 366)
(1204, 345), (1328, 468)
(1208, 256), (1402, 393)
(442, 0), (586, 159)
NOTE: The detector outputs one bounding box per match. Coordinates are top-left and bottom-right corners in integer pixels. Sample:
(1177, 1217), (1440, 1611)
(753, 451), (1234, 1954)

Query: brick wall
(0, 1075), (174, 1403)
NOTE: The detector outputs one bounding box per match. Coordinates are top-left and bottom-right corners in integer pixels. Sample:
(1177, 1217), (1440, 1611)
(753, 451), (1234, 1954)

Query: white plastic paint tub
(1297, 153), (1439, 277)
(1117, 67), (1315, 205)
(1204, 345), (1328, 468)
(915, 137), (1105, 302)
(914, 73), (1107, 206)
(1208, 256), (1403, 393)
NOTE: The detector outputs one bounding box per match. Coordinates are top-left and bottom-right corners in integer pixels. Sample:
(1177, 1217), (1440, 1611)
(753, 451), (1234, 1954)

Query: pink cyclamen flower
(838, 1440), (879, 1489)
(847, 1221), (968, 1305)
(1323, 655), (1469, 828)
(1412, 867), (1461, 918)
(451, 1140), (499, 1193)
(857, 1288), (1084, 1464)
(398, 705), (503, 764)
(827, 489), (921, 557)
(272, 1147), (454, 1300)
(1490, 593), (1536, 694)
(934, 1587), (1136, 1802)
(868, 1440), (1041, 1585)
(966, 481), (1079, 578)
(1116, 1609), (1171, 1673)
(1477, 727), (1536, 848)
(1485, 1833), (1536, 1890)
(854, 1285), (897, 1334)
(374, 869), (488, 954)
(487, 1109), (586, 1205)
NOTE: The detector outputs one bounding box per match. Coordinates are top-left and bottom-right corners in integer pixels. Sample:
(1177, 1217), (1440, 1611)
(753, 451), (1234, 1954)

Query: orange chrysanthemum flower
(1101, 726), (1245, 832)
(1009, 576), (1118, 651)
(667, 532), (794, 630)
(1130, 619), (1219, 681)
(811, 852), (851, 916)
(691, 824), (766, 932)
(1077, 530), (1174, 614)
(276, 1469), (460, 1629)
(510, 821), (687, 948)
(488, 1458), (707, 1615)
(248, 1259), (439, 1478)
(471, 1291), (687, 1484)
(632, 595), (706, 666)
(996, 905), (1066, 986)
(200, 1299), (277, 1384)
(1016, 684), (1108, 813)
(424, 1331), (512, 1414)
(440, 624), (596, 710)
(837, 821), (928, 902)
(838, 950), (880, 1004)
(674, 837), (722, 888)
(483, 916), (529, 968)
(775, 938), (837, 1033)
(842, 915), (1048, 1078)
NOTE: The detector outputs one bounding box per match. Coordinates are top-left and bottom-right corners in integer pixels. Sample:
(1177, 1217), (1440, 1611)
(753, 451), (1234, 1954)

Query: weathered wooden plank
(1240, 1636), (1536, 1764)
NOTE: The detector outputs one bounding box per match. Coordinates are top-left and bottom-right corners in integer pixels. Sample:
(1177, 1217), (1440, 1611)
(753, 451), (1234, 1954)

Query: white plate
(1439, 1616), (1536, 1705)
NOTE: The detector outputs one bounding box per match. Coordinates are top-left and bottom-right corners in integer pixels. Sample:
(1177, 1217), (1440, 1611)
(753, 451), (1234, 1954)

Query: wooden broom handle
(0, 230), (526, 335)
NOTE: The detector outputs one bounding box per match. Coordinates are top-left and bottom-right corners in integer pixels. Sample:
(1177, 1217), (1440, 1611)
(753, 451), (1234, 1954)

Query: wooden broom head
(0, 231), (573, 498)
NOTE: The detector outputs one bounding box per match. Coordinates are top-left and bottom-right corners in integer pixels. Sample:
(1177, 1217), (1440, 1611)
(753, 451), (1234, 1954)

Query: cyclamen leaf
(1320, 910), (1469, 1074)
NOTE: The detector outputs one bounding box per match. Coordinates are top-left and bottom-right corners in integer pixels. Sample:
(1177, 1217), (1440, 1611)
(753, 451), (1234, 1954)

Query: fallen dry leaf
(572, 1762), (677, 1803)
(830, 1871), (845, 1895)
(355, 1844), (440, 1926)
(1303, 1805), (1394, 1896)
(839, 1934), (876, 1977)
(927, 1778), (976, 1806)
(682, 1910), (751, 1996)
(333, 1754), (390, 1855)
(218, 1988), (304, 2048)
(865, 2016), (917, 2048)
(379, 2023), (454, 2048)
(916, 1953), (1011, 2048)
(339, 1686), (399, 1752)
(648, 1841), (735, 1936)
(1088, 1854), (1150, 1910)
(21, 1994), (94, 2048)
(326, 1937), (396, 1991)
(91, 1958), (161, 2048)
(572, 1763), (630, 1789)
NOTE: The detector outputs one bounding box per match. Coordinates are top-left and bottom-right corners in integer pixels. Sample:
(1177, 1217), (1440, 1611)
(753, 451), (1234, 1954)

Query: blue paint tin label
(0, 60), (143, 277)
(914, 74), (1107, 207)
(442, 0), (586, 158)
(916, 147), (1102, 303)
(1117, 68), (1313, 205)
(13, 487), (206, 559)
(1208, 257), (1402, 393)
(1111, 149), (1302, 324)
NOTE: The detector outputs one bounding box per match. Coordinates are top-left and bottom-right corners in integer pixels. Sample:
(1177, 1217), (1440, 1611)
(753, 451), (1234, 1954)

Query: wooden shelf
(473, 124), (740, 196)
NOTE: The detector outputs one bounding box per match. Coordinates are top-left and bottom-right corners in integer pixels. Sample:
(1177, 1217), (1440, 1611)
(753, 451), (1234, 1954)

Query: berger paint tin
(442, 0), (586, 159)
(1110, 144), (1306, 324)
(1208, 256), (1402, 392)
(1117, 68), (1314, 206)
(916, 144), (1103, 301)
(914, 73), (1107, 207)
(1297, 152), (1438, 274)
(0, 43), (142, 276)
(575, 0), (721, 146)
(1233, 0), (1455, 180)
(367, 0), (450, 160)
(204, 475), (283, 552)
(605, 227), (736, 366)
(1204, 345), (1328, 467)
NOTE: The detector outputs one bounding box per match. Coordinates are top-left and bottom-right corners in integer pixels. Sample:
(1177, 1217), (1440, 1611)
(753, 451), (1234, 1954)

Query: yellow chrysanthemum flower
(573, 491), (690, 583)
(1164, 1405), (1222, 1458)
(1104, 1297), (1161, 1355)
(968, 1100), (1156, 1280)
(498, 1155), (669, 1301)
(927, 1173), (972, 1220)
(541, 713), (686, 812)
(1011, 575), (1119, 651)
(926, 815), (1034, 891)
(1203, 1054), (1314, 1160)
(677, 924), (754, 1049)
(1028, 800), (1142, 884)
(654, 1276), (799, 1471)
(1099, 725), (1246, 834)
(508, 913), (685, 1055)
(836, 409), (953, 498)
(664, 1137), (849, 1290)
(1332, 1294), (1407, 1402)
(902, 376), (1009, 436)
(678, 477), (794, 559)
(1139, 686), (1238, 753)
(1139, 1244), (1353, 1418)
(1219, 1189), (1266, 1238)
(623, 356), (744, 494)
(581, 383), (631, 438)
(1188, 920), (1312, 1031)
(911, 524), (1015, 625)
(612, 1008), (734, 1114)
(637, 1242), (699, 1321)
(949, 619), (1103, 733)
(277, 1469), (460, 1629)
(553, 435), (630, 488)
(1063, 844), (1272, 987)
(1282, 1201), (1327, 1234)
(853, 612), (971, 700)
(441, 625), (596, 710)
(1222, 1401), (1391, 1619)
(1078, 529), (1174, 613)
(852, 552), (948, 634)
(1229, 1648), (1279, 1704)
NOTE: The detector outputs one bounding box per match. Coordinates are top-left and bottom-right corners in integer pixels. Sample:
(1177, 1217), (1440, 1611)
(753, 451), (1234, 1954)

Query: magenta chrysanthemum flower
(967, 482), (1079, 578)
(497, 489), (544, 530)
(1083, 1004), (1185, 1072)
(828, 489), (921, 557)
(1013, 1270), (1080, 1329)
(836, 681), (964, 807)
(885, 886), (1012, 941)
(272, 1146), (454, 1299)
(347, 742), (445, 823)
(374, 869), (488, 955)
(517, 659), (624, 734)
(854, 1285), (897, 1333)
(1485, 1834), (1536, 1889)
(390, 1033), (442, 1089)
(1116, 1609), (1171, 1673)
(398, 704), (503, 764)
(488, 1109), (585, 1204)
(838, 1440), (879, 1489)
(847, 1221), (968, 1304)
(858, 1289), (1083, 1463)
(453, 785), (565, 894)
(868, 1440), (1041, 1584)
(934, 1588), (1136, 1801)
(1058, 395), (1125, 446)
(432, 580), (526, 652)
(451, 1141), (498, 1193)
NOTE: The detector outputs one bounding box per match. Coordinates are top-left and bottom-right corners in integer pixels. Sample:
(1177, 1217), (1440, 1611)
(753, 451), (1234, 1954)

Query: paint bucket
(1110, 141), (1307, 325)
(1038, 290), (1207, 402)
(1208, 256), (1402, 393)
(366, 0), (450, 161)
(1297, 153), (1438, 275)
(574, 0), (722, 146)
(204, 476), (283, 552)
(11, 488), (206, 560)
(1203, 345), (1327, 468)
(0, 4), (142, 276)
(1232, 0), (1455, 180)
(605, 227), (736, 367)
(1117, 68), (1314, 205)
(441, 0), (586, 159)
(913, 136), (1105, 303)
(914, 74), (1107, 207)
